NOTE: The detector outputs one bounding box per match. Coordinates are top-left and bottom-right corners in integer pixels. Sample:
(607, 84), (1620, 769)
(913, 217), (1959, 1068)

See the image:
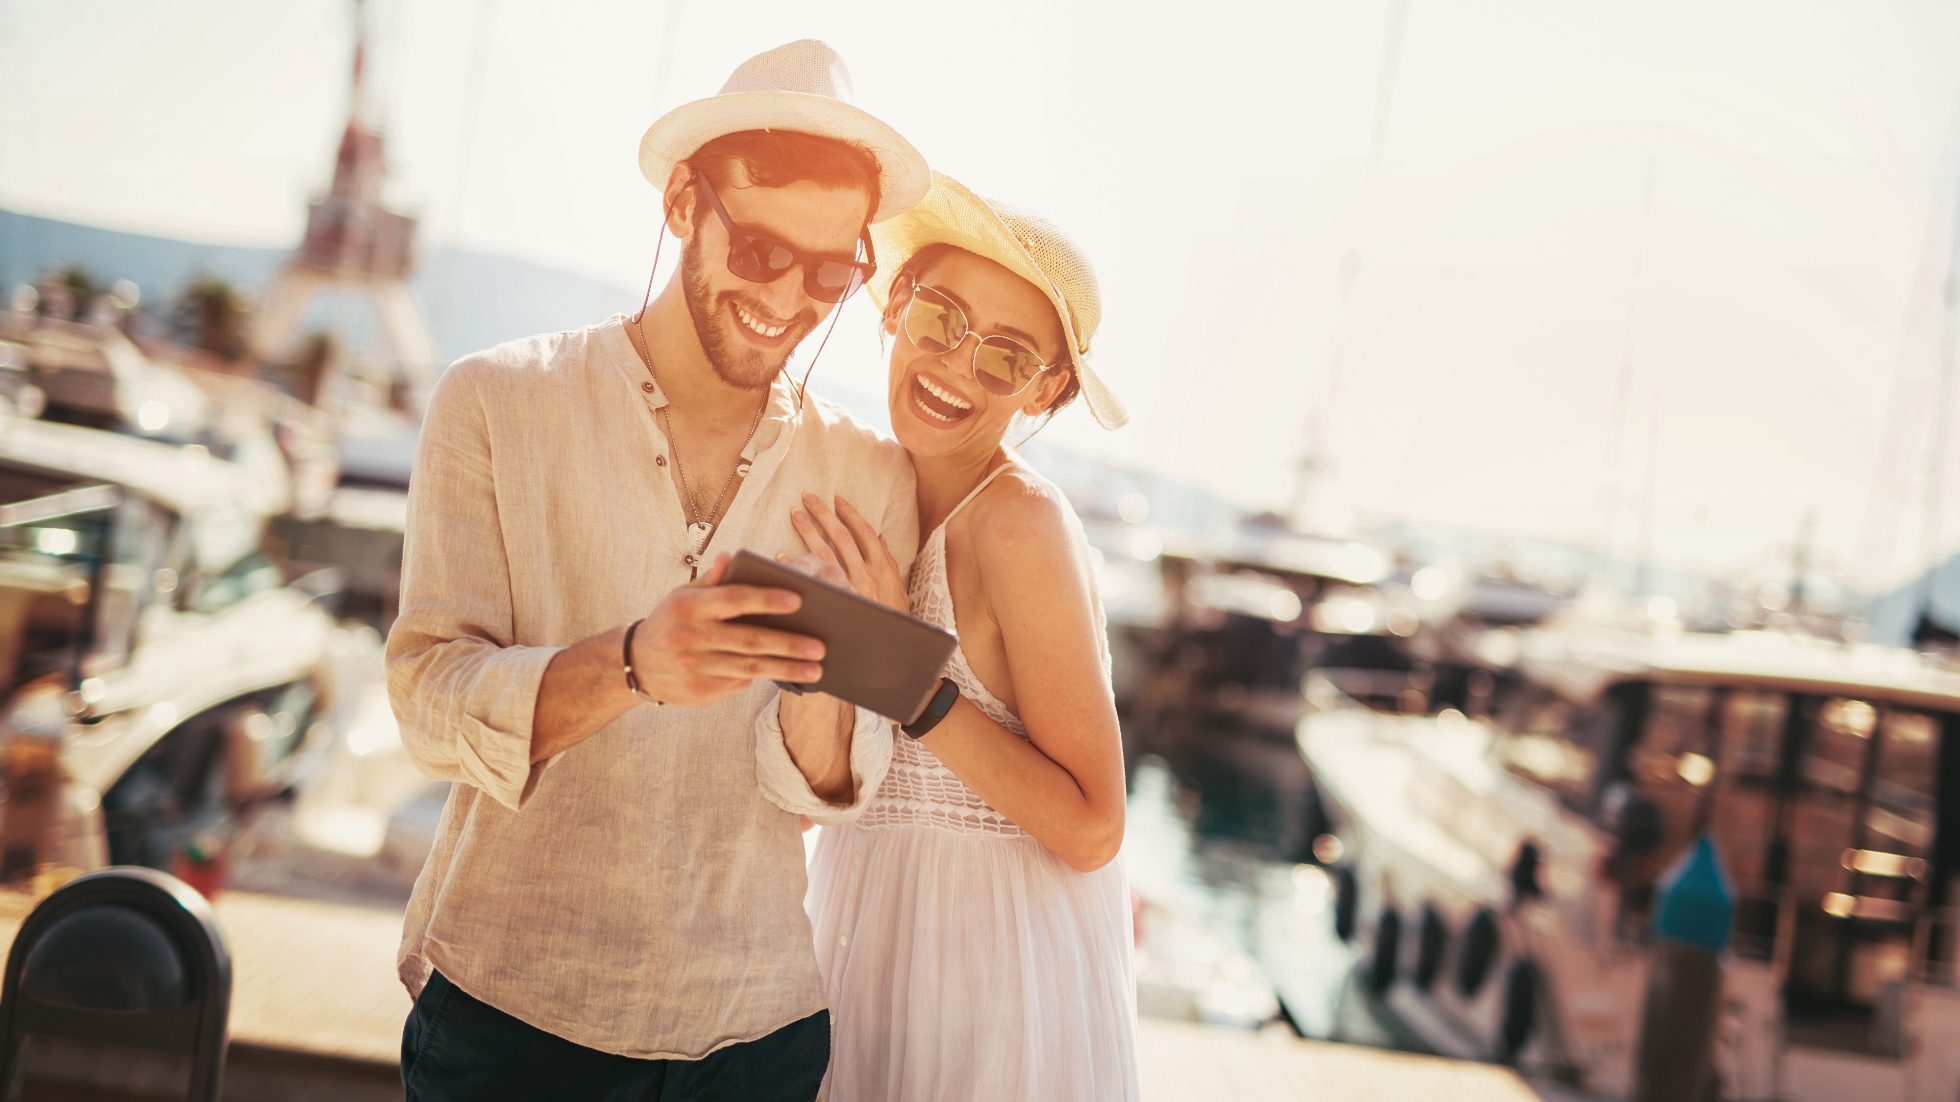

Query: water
(1122, 752), (1406, 1048)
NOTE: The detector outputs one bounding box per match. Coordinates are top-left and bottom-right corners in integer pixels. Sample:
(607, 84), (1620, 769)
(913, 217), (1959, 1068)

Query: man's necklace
(626, 312), (766, 576)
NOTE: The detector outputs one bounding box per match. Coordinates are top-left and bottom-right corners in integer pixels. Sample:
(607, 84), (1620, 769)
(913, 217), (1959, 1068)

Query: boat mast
(1593, 160), (1657, 597)
(1288, 0), (1409, 531)
(1920, 127), (1960, 619)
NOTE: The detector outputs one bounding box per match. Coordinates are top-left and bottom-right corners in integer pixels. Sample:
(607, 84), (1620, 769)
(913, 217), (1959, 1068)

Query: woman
(787, 173), (1137, 1100)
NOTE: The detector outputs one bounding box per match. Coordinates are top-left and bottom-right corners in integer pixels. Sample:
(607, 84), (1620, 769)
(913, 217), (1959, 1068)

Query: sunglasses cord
(790, 307), (847, 413)
(634, 188), (681, 322)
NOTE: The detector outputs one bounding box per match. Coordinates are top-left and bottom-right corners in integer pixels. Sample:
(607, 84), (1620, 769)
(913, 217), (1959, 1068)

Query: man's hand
(629, 553), (825, 707)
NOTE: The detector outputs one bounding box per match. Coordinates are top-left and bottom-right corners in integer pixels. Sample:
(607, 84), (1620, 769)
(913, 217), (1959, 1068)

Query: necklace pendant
(687, 520), (714, 555)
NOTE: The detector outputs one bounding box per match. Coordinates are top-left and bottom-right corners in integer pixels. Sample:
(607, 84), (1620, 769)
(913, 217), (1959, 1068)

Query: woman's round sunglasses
(900, 281), (1063, 398)
(691, 170), (877, 304)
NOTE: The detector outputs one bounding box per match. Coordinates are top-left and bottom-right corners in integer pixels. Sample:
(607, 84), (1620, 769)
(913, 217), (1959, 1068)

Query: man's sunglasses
(691, 170), (876, 304)
(900, 281), (1062, 398)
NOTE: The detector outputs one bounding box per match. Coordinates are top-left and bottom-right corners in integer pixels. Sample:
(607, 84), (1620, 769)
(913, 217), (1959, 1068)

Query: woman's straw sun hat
(872, 172), (1126, 429)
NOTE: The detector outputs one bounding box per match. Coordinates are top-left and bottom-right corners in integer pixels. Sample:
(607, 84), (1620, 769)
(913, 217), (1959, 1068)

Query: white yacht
(0, 408), (353, 884)
(1297, 625), (1960, 1102)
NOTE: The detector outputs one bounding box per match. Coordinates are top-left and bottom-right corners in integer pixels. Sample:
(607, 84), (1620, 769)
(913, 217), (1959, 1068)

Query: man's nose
(754, 267), (809, 321)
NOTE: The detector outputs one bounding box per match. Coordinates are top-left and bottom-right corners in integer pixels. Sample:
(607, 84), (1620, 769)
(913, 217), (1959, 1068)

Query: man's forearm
(530, 625), (642, 763)
(776, 693), (857, 804)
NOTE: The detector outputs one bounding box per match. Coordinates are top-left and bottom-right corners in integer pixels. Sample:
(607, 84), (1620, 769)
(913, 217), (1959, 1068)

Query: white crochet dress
(805, 466), (1139, 1101)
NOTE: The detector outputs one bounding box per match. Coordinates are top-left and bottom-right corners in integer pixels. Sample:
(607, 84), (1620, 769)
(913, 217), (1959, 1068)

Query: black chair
(0, 867), (231, 1100)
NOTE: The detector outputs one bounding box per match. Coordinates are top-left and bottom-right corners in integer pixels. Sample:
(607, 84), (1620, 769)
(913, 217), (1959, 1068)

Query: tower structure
(251, 0), (436, 408)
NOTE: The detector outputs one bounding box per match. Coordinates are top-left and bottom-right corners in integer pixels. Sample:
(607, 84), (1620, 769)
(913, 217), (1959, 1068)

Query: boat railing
(1302, 667), (1431, 716)
(285, 564), (347, 616)
(1735, 883), (1960, 988)
(1908, 900), (1960, 987)
(1722, 886), (1794, 967)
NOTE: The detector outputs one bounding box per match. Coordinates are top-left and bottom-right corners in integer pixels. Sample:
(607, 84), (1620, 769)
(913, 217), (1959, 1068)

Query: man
(388, 41), (928, 1099)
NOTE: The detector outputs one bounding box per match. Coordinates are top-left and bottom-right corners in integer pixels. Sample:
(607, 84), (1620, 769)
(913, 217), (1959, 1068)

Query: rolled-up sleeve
(754, 700), (895, 822)
(385, 361), (564, 811)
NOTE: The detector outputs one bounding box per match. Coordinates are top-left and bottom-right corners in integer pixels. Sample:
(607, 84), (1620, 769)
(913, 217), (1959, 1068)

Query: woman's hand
(791, 493), (908, 612)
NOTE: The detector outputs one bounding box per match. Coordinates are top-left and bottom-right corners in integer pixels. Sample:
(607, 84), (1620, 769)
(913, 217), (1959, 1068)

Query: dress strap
(941, 463), (1018, 529)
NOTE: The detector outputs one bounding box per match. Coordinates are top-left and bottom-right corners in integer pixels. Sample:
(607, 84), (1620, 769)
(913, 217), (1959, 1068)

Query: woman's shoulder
(961, 464), (1091, 577)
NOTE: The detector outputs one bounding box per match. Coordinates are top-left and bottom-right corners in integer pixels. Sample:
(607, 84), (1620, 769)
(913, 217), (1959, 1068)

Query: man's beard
(681, 231), (809, 391)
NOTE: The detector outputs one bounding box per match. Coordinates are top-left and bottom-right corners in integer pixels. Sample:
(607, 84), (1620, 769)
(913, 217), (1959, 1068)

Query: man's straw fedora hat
(639, 40), (929, 224)
(872, 172), (1127, 429)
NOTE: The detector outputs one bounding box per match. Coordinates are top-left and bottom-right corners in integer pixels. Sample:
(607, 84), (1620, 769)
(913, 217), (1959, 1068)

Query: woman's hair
(688, 130), (881, 215)
(891, 243), (1082, 424)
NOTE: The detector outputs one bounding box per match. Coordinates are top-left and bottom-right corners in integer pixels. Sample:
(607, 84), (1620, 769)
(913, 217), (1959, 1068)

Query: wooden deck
(0, 887), (1563, 1101)
(1136, 1019), (1552, 1100)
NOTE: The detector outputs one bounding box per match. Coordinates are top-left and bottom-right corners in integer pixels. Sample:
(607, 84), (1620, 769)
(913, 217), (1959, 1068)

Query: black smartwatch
(902, 678), (959, 739)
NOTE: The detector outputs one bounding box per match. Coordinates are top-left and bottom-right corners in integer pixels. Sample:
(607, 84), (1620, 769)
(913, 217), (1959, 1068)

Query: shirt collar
(602, 314), (802, 462)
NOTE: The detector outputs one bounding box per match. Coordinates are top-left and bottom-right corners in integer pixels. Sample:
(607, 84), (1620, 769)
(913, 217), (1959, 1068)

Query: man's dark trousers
(402, 970), (830, 1101)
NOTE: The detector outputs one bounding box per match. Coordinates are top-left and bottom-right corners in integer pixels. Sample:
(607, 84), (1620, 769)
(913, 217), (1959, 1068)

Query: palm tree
(34, 264), (102, 320)
(170, 273), (253, 361)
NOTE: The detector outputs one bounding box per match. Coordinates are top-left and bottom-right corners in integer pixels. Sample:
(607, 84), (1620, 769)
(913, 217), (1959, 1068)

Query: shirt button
(838, 934), (849, 947)
(852, 853), (863, 866)
(641, 381), (655, 393)
(655, 455), (667, 466)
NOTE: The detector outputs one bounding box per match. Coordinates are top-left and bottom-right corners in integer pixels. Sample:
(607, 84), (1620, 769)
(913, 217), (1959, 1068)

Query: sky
(4, 0), (1960, 590)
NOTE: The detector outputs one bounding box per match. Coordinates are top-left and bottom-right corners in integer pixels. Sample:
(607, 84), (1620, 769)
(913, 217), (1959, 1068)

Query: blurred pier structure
(0, 883), (1567, 1101)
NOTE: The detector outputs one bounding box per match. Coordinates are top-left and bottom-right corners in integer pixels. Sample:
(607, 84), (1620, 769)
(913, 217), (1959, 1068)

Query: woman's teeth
(734, 303), (788, 339)
(916, 374), (972, 413)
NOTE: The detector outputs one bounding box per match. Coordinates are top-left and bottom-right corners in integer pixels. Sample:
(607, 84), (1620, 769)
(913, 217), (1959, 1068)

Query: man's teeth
(734, 304), (788, 339)
(916, 375), (972, 411)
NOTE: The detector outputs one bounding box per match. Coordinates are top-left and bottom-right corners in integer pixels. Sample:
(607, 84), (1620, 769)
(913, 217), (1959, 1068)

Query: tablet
(723, 549), (956, 722)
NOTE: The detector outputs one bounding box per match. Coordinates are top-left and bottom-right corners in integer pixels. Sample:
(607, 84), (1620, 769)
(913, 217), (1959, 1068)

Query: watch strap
(902, 678), (959, 739)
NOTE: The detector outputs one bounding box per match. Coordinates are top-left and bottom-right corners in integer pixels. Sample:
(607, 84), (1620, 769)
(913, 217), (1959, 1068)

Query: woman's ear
(881, 286), (904, 337)
(1021, 366), (1071, 417)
